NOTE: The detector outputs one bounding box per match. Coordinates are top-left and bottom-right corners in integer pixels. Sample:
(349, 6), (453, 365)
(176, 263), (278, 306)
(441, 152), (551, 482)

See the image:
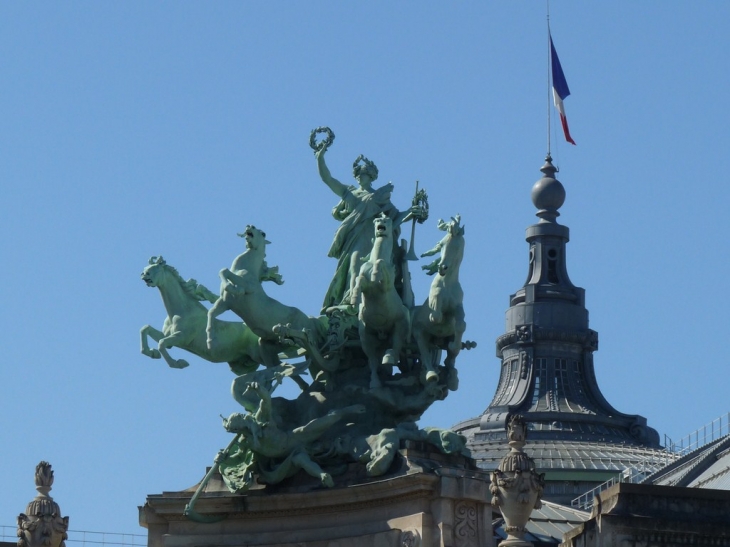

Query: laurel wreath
(309, 127), (335, 153)
(413, 188), (429, 224)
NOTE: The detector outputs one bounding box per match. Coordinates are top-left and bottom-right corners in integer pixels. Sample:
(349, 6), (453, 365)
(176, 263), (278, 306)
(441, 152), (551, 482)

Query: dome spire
(454, 154), (663, 507)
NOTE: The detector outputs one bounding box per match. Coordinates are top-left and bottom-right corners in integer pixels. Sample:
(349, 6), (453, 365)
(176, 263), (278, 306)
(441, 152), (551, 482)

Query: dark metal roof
(468, 438), (673, 474)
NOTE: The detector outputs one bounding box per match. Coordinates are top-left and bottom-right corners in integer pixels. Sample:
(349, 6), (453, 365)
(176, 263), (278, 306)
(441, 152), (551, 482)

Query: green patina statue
(220, 380), (366, 491)
(412, 215), (467, 391)
(205, 226), (326, 383)
(314, 128), (426, 310)
(140, 256), (262, 375)
(350, 214), (411, 389)
(141, 127), (476, 511)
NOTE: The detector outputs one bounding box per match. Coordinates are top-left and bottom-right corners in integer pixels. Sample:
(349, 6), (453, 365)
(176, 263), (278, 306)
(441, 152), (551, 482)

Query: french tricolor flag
(550, 34), (576, 145)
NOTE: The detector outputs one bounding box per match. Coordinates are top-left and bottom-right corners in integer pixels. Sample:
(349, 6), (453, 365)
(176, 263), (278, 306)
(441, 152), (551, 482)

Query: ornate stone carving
(17, 462), (69, 547)
(453, 501), (478, 547)
(516, 325), (532, 342)
(520, 353), (530, 379)
(490, 416), (544, 546)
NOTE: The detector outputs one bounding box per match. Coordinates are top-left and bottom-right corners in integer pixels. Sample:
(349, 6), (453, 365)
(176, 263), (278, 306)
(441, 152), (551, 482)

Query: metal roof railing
(663, 412), (730, 458)
(571, 412), (730, 512)
(570, 467), (648, 511)
(1, 527), (146, 547)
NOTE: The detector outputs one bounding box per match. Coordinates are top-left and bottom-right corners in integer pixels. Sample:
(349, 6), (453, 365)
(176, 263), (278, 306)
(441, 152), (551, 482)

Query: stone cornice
(141, 460), (492, 526)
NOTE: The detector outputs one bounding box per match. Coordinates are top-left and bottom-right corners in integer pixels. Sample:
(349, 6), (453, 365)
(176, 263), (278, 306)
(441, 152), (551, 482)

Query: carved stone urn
(17, 462), (69, 547)
(490, 415), (544, 546)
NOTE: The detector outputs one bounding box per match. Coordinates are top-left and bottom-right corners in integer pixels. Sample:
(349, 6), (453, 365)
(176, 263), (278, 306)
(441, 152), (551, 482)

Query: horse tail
(261, 263), (284, 285)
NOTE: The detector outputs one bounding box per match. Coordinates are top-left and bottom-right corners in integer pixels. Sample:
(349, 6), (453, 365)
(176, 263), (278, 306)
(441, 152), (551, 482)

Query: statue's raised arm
(312, 127), (346, 198)
(315, 147), (348, 199)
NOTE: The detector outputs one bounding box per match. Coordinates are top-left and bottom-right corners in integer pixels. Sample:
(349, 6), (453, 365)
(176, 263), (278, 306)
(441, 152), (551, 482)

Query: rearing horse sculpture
(411, 215), (466, 390)
(140, 256), (262, 374)
(350, 214), (410, 389)
(206, 226), (326, 388)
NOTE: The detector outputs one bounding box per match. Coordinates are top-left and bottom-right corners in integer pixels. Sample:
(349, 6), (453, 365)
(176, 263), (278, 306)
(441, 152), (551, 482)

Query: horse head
(445, 214), (464, 238)
(373, 214), (393, 240)
(141, 256), (168, 287)
(436, 216), (465, 277)
(365, 214), (395, 270)
(237, 225), (270, 251)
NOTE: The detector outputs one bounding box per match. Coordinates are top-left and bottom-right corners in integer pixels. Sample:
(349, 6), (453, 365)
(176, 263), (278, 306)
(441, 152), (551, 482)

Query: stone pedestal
(140, 442), (494, 547)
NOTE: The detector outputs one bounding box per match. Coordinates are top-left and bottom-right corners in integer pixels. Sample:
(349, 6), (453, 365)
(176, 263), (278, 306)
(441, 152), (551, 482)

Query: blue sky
(2, 2), (729, 536)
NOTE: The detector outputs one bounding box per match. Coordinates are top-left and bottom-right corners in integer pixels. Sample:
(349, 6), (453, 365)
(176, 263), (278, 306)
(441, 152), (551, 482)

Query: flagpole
(546, 1), (552, 156)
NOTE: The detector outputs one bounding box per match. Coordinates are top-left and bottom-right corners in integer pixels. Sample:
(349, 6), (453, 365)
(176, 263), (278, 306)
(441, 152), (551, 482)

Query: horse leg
(350, 272), (364, 306)
(444, 309), (466, 391)
(360, 328), (383, 389)
(428, 284), (445, 324)
(157, 333), (190, 369)
(207, 297), (229, 350)
(447, 306), (466, 358)
(220, 268), (246, 295)
(413, 324), (438, 384)
(445, 328), (465, 368)
(140, 325), (164, 359)
(443, 336), (460, 391)
(347, 251), (361, 306)
(385, 311), (410, 375)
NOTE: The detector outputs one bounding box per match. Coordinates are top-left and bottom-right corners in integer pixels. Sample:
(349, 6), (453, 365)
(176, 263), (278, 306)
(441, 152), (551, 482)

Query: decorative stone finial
(490, 416), (545, 546)
(17, 462), (69, 547)
(531, 155), (565, 223)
